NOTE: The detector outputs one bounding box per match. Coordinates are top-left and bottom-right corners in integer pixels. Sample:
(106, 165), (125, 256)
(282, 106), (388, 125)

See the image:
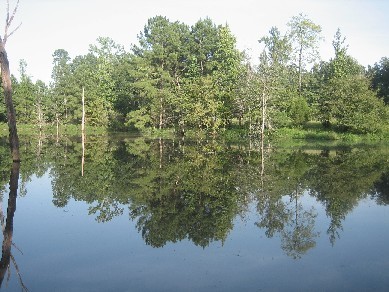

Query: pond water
(0, 135), (388, 291)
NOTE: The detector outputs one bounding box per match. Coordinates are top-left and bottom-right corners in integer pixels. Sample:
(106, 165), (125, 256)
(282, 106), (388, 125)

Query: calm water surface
(0, 136), (388, 291)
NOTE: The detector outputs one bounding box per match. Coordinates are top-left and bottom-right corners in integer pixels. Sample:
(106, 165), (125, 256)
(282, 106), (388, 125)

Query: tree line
(4, 14), (389, 135)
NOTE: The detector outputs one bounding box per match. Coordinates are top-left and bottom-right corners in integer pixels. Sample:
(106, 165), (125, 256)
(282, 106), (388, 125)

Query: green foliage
(368, 57), (389, 104)
(329, 76), (386, 133)
(307, 29), (388, 133)
(130, 16), (191, 129)
(11, 61), (49, 127)
(180, 77), (219, 130)
(212, 25), (244, 123)
(329, 29), (364, 79)
(287, 13), (322, 93)
(288, 96), (311, 126)
(124, 16), (244, 133)
(50, 49), (77, 124)
(255, 26), (295, 133)
(125, 108), (152, 131)
(7, 15), (389, 139)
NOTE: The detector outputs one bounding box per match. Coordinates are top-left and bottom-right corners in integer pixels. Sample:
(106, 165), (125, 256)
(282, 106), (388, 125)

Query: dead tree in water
(0, 0), (22, 162)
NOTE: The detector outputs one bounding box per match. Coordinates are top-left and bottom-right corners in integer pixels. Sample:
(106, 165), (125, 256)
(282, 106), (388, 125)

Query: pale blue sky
(4, 0), (389, 83)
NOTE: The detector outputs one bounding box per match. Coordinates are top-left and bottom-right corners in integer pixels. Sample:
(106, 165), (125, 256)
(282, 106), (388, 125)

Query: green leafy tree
(50, 49), (76, 126)
(330, 76), (385, 133)
(287, 13), (322, 94)
(126, 16), (244, 133)
(313, 29), (386, 132)
(88, 37), (125, 127)
(177, 18), (222, 132)
(288, 95), (310, 126)
(329, 29), (364, 79)
(234, 61), (261, 133)
(50, 37), (126, 128)
(129, 16), (190, 130)
(368, 57), (389, 104)
(256, 27), (293, 134)
(110, 52), (136, 129)
(212, 25), (244, 126)
(13, 60), (36, 123)
(189, 18), (219, 76)
(178, 75), (222, 132)
(34, 79), (49, 131)
(11, 61), (49, 129)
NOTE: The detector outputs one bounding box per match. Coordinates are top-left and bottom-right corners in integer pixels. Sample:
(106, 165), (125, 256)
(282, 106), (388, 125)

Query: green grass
(1, 122), (389, 145)
(270, 125), (389, 145)
(220, 120), (389, 147)
(0, 123), (107, 137)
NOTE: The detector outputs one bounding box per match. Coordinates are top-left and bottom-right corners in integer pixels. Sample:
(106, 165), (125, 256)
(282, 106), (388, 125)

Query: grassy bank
(0, 123), (108, 137)
(271, 127), (387, 142)
(221, 121), (389, 146)
(1, 122), (389, 145)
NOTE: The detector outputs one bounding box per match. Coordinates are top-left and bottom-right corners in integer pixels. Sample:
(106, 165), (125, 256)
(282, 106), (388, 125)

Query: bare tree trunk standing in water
(0, 0), (21, 162)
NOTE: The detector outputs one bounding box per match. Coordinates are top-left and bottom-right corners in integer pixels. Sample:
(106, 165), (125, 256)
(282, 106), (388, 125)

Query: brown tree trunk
(0, 42), (20, 162)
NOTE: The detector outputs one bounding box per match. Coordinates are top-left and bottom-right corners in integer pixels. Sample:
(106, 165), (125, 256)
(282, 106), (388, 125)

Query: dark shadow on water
(0, 162), (27, 291)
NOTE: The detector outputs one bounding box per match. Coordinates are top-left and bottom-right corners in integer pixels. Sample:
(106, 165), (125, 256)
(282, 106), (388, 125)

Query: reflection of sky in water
(1, 171), (387, 291)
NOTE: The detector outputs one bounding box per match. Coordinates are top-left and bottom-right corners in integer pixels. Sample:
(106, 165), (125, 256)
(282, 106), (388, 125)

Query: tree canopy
(4, 15), (389, 136)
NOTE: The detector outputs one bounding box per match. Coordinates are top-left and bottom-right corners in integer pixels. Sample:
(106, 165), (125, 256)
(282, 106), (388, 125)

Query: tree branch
(8, 0), (20, 27)
(3, 0), (21, 45)
(10, 255), (28, 292)
(6, 0), (9, 25)
(6, 22), (21, 41)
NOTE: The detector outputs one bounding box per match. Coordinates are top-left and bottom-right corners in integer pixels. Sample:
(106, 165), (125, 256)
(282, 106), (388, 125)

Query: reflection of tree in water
(257, 196), (318, 260)
(255, 149), (318, 259)
(128, 140), (243, 248)
(4, 135), (388, 254)
(131, 188), (239, 248)
(280, 192), (318, 259)
(256, 197), (289, 238)
(50, 137), (128, 222)
(88, 199), (124, 223)
(309, 148), (386, 245)
(33, 139), (389, 254)
(253, 146), (389, 253)
(44, 137), (245, 247)
(371, 171), (389, 205)
(0, 162), (28, 291)
(256, 184), (318, 259)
